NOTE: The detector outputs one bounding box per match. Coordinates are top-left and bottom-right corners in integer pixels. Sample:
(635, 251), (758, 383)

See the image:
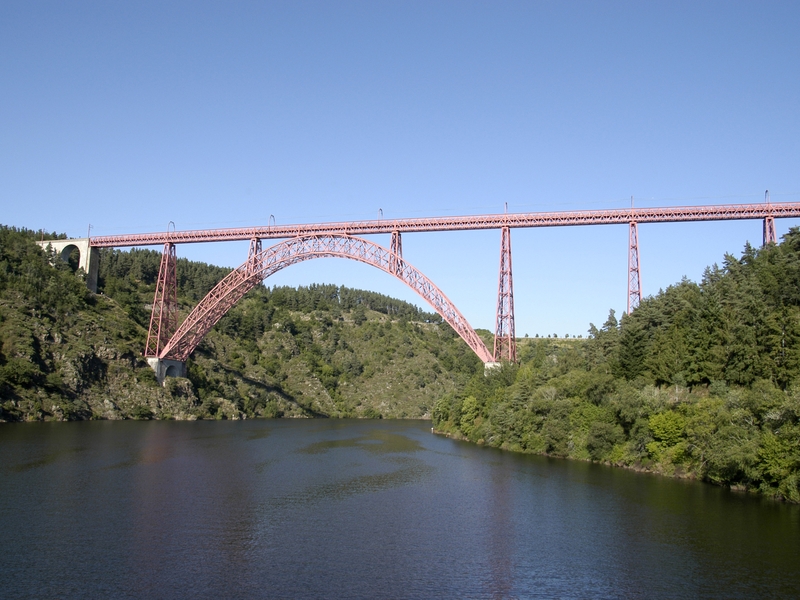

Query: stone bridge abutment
(37, 238), (100, 292)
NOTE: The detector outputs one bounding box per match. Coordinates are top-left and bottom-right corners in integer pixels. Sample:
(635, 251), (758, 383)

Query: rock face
(0, 287), (206, 421)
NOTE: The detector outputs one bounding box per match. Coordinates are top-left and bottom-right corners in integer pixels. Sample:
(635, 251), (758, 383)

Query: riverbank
(429, 230), (800, 505)
(430, 425), (767, 499)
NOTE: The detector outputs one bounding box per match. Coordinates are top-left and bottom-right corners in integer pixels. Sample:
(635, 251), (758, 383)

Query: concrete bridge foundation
(37, 238), (100, 292)
(484, 361), (501, 374)
(146, 358), (186, 385)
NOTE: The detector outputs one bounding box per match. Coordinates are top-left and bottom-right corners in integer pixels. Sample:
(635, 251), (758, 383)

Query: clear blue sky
(2, 1), (799, 336)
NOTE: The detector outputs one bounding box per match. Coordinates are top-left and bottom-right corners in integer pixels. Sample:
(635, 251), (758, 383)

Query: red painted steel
(145, 242), (178, 357)
(493, 227), (516, 362)
(247, 237), (262, 274)
(89, 201), (800, 248)
(763, 191), (777, 245)
(764, 217), (777, 245)
(628, 222), (642, 313)
(158, 235), (494, 363)
(390, 230), (402, 276)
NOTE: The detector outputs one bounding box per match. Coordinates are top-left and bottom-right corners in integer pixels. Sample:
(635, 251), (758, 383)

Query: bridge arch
(159, 234), (494, 363)
(36, 238), (100, 292)
(58, 244), (82, 270)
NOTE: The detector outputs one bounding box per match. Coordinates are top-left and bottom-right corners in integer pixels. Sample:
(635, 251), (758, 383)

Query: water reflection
(296, 430), (423, 455)
(487, 460), (513, 599)
(1, 420), (798, 599)
(124, 423), (264, 597)
(267, 457), (432, 509)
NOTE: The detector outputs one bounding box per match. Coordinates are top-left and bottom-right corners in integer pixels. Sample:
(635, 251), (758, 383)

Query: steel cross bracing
(628, 222), (642, 314)
(493, 227), (516, 362)
(158, 235), (494, 363)
(764, 217), (777, 245)
(763, 190), (778, 245)
(145, 242), (178, 357)
(89, 201), (800, 247)
(389, 230), (403, 275)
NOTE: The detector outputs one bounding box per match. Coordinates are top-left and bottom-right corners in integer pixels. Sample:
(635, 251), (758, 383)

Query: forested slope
(433, 230), (800, 502)
(0, 225), (481, 421)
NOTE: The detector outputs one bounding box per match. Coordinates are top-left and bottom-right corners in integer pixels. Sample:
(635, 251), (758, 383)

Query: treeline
(266, 284), (440, 321)
(615, 240), (800, 388)
(434, 230), (800, 503)
(97, 248), (232, 326)
(211, 283), (440, 345)
(99, 247), (232, 302)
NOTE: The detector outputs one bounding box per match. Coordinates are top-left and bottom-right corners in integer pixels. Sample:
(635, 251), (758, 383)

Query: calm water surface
(1, 419), (798, 599)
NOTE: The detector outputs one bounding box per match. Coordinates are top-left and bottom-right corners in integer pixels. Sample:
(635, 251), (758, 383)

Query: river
(1, 419), (798, 599)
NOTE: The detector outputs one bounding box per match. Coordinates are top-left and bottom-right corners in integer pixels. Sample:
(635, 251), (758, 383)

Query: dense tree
(433, 229), (800, 502)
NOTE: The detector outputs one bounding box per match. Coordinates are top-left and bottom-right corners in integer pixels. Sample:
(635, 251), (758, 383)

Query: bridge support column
(146, 358), (186, 385)
(764, 217), (778, 246)
(37, 238), (100, 292)
(493, 226), (516, 362)
(389, 230), (403, 275)
(145, 242), (178, 357)
(764, 217), (777, 246)
(763, 190), (777, 246)
(628, 221), (642, 313)
(247, 237), (262, 274)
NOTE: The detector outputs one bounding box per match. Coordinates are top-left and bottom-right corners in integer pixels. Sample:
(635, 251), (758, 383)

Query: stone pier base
(484, 362), (501, 375)
(147, 358), (186, 385)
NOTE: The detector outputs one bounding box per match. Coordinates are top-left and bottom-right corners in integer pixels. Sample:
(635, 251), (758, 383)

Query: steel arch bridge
(45, 194), (798, 380)
(149, 234), (494, 365)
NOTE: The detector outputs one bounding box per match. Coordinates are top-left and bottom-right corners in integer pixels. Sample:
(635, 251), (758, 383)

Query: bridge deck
(89, 202), (800, 247)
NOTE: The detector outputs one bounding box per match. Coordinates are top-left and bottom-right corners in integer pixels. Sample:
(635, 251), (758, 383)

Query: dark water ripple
(1, 419), (798, 599)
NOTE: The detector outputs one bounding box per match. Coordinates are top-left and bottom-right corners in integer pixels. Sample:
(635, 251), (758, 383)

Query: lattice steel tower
(493, 226), (516, 362)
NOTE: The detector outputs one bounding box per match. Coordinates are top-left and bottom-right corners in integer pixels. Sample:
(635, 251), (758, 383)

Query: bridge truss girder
(90, 201), (800, 248)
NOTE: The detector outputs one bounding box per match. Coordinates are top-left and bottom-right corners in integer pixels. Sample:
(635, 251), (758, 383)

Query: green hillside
(433, 231), (800, 502)
(0, 225), (480, 421)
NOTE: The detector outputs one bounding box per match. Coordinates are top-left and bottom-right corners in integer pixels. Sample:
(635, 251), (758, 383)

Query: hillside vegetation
(0, 225), (480, 421)
(434, 231), (800, 502)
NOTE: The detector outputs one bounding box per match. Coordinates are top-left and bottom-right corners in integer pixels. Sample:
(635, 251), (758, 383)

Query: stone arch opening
(37, 238), (100, 293)
(158, 235), (493, 364)
(59, 244), (82, 273)
(164, 364), (180, 378)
